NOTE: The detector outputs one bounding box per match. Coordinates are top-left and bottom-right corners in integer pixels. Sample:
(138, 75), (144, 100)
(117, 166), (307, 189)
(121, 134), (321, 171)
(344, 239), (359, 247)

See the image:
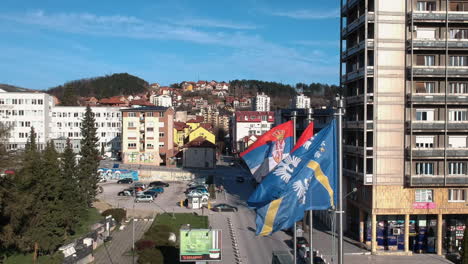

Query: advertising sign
(97, 168), (139, 180)
(413, 202), (436, 209)
(180, 229), (222, 262)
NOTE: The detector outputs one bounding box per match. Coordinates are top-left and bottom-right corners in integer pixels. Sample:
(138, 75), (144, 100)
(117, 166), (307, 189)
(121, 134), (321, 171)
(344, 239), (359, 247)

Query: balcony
(346, 93), (374, 105)
(341, 0), (359, 15)
(411, 39), (468, 49)
(342, 39), (374, 60)
(409, 121), (468, 130)
(410, 66), (468, 77)
(343, 144), (373, 156)
(344, 168), (373, 185)
(409, 175), (468, 186)
(342, 12), (375, 37)
(408, 93), (468, 104)
(342, 66), (374, 83)
(344, 120), (373, 130)
(410, 11), (468, 22)
(409, 147), (468, 158)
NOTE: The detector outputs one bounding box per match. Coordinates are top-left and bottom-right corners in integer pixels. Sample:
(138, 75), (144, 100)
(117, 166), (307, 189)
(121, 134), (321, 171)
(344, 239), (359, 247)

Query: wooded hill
(47, 73), (149, 104)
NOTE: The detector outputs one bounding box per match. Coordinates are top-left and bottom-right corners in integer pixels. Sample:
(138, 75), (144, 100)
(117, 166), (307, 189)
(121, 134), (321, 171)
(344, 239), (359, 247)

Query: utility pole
(291, 111), (297, 264)
(336, 96), (344, 264)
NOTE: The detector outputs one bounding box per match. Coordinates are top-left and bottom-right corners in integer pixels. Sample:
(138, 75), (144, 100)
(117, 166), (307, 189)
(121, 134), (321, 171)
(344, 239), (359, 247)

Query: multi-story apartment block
(253, 93), (271, 111)
(232, 111), (274, 152)
(121, 107), (174, 166)
(151, 94), (173, 107)
(50, 106), (122, 155)
(340, 0), (468, 256)
(0, 91), (54, 150)
(292, 94), (311, 109)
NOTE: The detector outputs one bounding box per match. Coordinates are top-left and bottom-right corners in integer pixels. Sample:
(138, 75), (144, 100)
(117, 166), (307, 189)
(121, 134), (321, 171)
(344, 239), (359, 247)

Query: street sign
(180, 229), (222, 262)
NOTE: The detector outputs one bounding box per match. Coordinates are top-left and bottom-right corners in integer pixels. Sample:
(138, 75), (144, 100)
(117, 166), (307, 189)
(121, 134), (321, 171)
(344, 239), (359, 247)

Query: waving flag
(240, 121), (294, 182)
(252, 120), (338, 236)
(247, 121), (315, 208)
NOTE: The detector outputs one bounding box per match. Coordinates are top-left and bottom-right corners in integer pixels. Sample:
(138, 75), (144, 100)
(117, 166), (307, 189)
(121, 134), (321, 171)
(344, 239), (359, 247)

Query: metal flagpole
(291, 110), (297, 264)
(336, 97), (344, 264)
(307, 108), (314, 264)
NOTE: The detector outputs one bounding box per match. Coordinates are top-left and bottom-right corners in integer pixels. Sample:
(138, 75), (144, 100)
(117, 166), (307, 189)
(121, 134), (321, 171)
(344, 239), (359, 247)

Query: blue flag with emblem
(253, 120), (338, 236)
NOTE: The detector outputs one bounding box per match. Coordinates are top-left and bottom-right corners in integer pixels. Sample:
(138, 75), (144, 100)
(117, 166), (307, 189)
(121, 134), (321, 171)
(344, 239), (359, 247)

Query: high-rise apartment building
(254, 92), (271, 111)
(292, 94), (311, 109)
(341, 0), (468, 256)
(121, 106), (174, 166)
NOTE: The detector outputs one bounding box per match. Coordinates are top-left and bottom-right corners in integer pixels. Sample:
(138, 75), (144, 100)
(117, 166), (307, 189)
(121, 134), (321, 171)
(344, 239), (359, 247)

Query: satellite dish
(168, 233), (176, 243)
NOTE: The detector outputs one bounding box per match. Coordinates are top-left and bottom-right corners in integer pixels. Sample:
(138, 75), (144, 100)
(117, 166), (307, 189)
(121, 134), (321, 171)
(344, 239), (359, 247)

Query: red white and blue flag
(240, 121), (294, 182)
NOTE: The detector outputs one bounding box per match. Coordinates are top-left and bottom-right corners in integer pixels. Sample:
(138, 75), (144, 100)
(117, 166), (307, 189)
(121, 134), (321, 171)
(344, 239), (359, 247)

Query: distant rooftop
(0, 84), (36, 93)
(121, 106), (169, 112)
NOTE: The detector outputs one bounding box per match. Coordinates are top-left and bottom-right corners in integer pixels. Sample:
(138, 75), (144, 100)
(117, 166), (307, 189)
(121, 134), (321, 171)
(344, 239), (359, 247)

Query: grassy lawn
(138, 213), (209, 264)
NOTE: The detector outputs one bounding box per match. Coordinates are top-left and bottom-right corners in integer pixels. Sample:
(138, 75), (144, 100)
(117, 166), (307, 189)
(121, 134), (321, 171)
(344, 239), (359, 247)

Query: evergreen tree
(60, 138), (85, 237)
(61, 86), (77, 106)
(78, 106), (100, 207)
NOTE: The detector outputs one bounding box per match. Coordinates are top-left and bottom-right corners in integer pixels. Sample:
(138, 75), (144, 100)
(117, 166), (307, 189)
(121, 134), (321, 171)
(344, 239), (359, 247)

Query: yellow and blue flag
(253, 120), (338, 236)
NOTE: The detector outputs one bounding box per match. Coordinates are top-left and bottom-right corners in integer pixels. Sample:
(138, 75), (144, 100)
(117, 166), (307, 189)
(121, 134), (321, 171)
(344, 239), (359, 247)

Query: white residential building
(292, 94), (311, 109)
(151, 95), (173, 107)
(254, 93), (270, 111)
(0, 91), (55, 150)
(50, 106), (122, 155)
(232, 111), (274, 152)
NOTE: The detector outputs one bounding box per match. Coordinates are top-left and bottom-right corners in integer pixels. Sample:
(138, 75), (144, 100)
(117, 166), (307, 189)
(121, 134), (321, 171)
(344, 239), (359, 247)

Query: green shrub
(101, 208), (126, 224)
(137, 248), (164, 264)
(135, 240), (156, 251)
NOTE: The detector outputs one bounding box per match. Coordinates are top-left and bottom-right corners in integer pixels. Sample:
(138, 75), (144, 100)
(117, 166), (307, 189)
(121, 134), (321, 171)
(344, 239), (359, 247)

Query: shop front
(376, 215), (405, 251)
(444, 215), (467, 254)
(409, 215), (438, 253)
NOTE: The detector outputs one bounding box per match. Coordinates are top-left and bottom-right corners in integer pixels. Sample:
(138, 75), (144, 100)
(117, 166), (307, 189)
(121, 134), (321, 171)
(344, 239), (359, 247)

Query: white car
(135, 195), (154, 203)
(186, 190), (209, 198)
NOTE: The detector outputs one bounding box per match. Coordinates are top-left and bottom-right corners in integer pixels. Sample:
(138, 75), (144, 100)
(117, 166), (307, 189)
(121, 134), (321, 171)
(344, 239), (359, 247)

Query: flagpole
(291, 110), (297, 264)
(307, 108), (314, 264)
(336, 96), (344, 264)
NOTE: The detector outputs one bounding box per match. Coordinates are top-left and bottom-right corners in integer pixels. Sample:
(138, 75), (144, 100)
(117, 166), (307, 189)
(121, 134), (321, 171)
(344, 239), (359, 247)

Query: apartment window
(448, 189), (466, 202)
(159, 132), (165, 137)
(449, 82), (468, 94)
(416, 82), (435, 93)
(128, 112), (137, 117)
(450, 29), (468, 39)
(68, 132), (73, 137)
(417, 1), (436, 11)
(147, 143), (154, 148)
(159, 112), (164, 117)
(146, 112), (154, 117)
(450, 2), (468, 11)
(38, 99), (43, 105)
(415, 189), (433, 202)
(449, 162), (467, 175)
(416, 162), (434, 175)
(416, 136), (434, 148)
(416, 109), (434, 121)
(449, 109), (467, 121)
(101, 132), (106, 137)
(147, 127), (154, 132)
(128, 143), (137, 149)
(128, 122), (135, 128)
(417, 55), (435, 66)
(147, 122), (154, 127)
(448, 136), (467, 148)
(449, 55), (468, 66)
(159, 142), (165, 148)
(417, 28), (436, 39)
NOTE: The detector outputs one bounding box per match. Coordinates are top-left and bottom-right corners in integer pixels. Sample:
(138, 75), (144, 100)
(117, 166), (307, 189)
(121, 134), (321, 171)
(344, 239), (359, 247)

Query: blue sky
(0, 0), (340, 90)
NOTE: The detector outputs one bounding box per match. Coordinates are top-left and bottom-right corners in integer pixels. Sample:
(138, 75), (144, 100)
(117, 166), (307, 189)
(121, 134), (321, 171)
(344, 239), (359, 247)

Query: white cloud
(265, 9), (339, 20)
(167, 17), (257, 30)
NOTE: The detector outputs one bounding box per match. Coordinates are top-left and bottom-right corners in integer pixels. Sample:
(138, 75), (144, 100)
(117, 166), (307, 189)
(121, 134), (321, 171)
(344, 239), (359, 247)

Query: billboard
(180, 229), (222, 262)
(97, 168), (139, 180)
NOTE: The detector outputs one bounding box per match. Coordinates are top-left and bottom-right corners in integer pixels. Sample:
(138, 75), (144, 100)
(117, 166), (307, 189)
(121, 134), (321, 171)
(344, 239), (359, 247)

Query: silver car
(135, 195), (153, 203)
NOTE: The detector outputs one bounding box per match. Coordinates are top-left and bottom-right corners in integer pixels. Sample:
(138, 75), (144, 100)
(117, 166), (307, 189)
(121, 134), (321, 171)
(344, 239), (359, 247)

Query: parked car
(143, 191), (158, 198)
(149, 181), (169, 187)
(135, 195), (154, 203)
(212, 203), (238, 212)
(117, 178), (133, 184)
(147, 187), (164, 194)
(188, 179), (206, 187)
(134, 182), (146, 189)
(297, 237), (309, 249)
(185, 186), (208, 194)
(117, 190), (133, 196)
(236, 176), (245, 183)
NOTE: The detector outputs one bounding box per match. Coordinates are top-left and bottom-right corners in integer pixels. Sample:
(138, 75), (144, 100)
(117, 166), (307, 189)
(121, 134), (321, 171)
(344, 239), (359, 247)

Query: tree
(78, 106), (100, 207)
(61, 85), (78, 106)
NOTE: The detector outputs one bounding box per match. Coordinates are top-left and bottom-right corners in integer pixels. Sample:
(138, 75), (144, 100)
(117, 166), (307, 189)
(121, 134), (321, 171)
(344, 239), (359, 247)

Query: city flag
(247, 121), (315, 208)
(240, 121), (294, 182)
(253, 120), (338, 236)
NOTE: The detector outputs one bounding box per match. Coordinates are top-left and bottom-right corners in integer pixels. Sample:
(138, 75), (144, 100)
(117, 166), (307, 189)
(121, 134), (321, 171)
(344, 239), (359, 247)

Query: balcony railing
(410, 11), (468, 22)
(342, 12), (375, 37)
(342, 66), (374, 83)
(342, 39), (374, 59)
(409, 174), (468, 186)
(409, 121), (468, 130)
(344, 120), (373, 130)
(408, 93), (468, 104)
(410, 66), (468, 77)
(343, 144), (373, 156)
(341, 0), (360, 15)
(344, 168), (373, 185)
(410, 147), (468, 158)
(346, 93), (374, 105)
(411, 39), (468, 49)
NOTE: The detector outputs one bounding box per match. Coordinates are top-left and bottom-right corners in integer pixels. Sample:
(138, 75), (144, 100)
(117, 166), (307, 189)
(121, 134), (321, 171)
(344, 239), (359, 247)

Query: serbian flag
(240, 121), (294, 182)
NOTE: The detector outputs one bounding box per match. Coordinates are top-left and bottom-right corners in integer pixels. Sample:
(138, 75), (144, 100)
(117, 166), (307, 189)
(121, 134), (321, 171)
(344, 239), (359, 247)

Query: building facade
(292, 94), (311, 109)
(0, 92), (54, 150)
(340, 0), (468, 256)
(232, 111), (274, 152)
(151, 94), (173, 107)
(50, 106), (122, 155)
(253, 93), (271, 111)
(121, 107), (174, 166)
